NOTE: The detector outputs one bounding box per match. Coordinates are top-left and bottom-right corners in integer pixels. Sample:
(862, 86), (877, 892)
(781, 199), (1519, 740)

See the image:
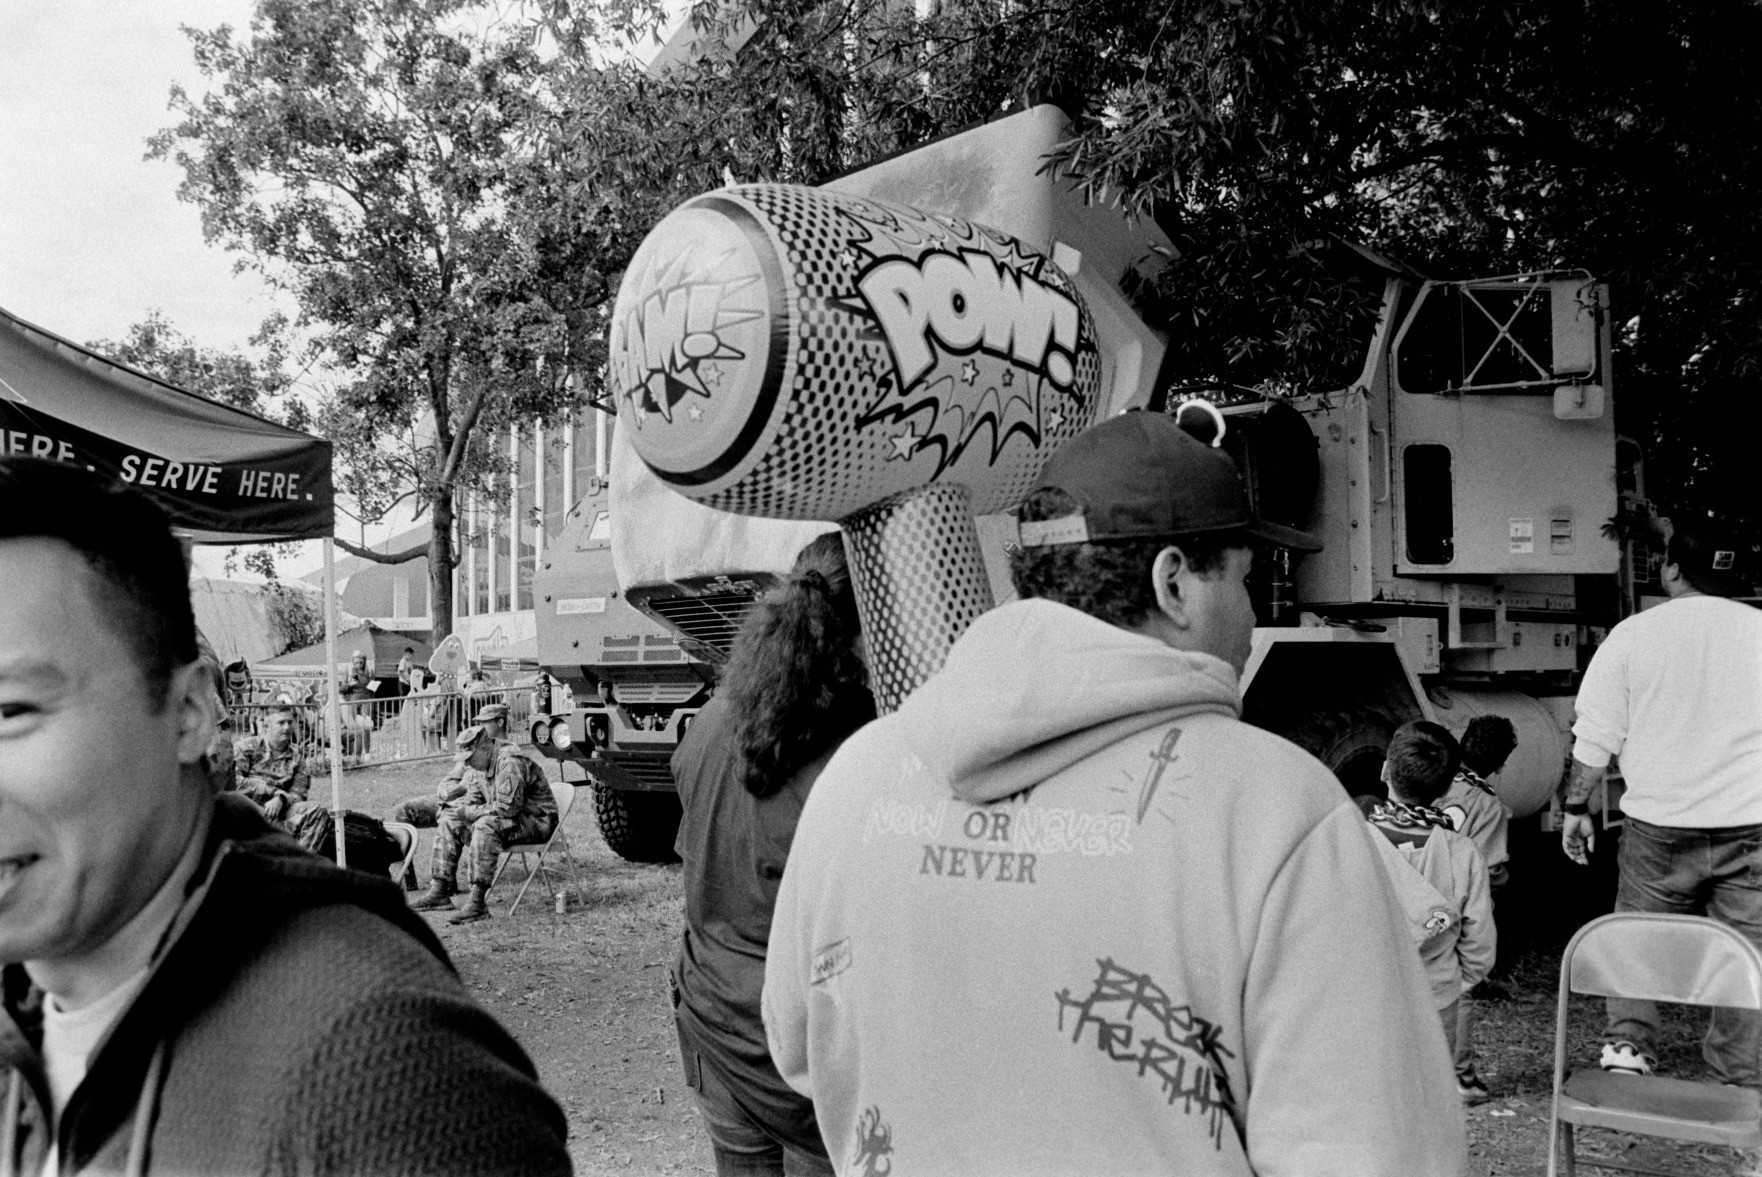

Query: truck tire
(593, 786), (683, 864)
(1273, 707), (1401, 799)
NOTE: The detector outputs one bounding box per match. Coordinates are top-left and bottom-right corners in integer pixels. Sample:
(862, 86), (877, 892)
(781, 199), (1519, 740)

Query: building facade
(452, 409), (614, 670)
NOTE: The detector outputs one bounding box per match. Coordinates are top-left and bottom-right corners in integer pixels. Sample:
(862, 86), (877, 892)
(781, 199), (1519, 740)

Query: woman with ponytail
(669, 532), (873, 1177)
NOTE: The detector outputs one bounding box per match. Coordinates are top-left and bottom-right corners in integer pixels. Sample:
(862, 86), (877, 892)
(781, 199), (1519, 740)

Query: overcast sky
(0, 0), (283, 353)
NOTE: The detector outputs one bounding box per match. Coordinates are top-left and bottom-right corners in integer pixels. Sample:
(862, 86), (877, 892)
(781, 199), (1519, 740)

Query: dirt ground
(345, 758), (709, 1176)
(343, 759), (1751, 1176)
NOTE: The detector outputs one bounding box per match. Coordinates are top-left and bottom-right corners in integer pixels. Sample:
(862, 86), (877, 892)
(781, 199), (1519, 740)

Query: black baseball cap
(1020, 410), (1321, 551)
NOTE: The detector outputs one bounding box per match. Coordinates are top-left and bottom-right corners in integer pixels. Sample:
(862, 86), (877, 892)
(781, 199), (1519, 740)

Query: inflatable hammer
(609, 183), (1103, 711)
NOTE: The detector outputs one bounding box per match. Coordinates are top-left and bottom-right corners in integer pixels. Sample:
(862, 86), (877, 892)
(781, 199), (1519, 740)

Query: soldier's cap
(472, 702), (510, 723)
(1020, 410), (1321, 552)
(456, 724), (490, 751)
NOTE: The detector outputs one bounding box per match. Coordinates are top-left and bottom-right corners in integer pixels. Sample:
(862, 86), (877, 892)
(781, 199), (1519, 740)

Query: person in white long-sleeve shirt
(1561, 522), (1762, 1083)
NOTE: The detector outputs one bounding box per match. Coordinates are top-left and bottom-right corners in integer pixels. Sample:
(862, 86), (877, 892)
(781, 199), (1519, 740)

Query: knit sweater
(0, 794), (570, 1177)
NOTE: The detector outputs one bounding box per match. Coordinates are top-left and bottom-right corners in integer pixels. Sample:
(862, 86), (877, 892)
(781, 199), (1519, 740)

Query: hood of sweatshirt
(894, 598), (1243, 804)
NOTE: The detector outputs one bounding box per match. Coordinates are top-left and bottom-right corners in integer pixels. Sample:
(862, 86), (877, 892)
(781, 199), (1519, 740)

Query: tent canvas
(258, 622), (434, 677)
(0, 305), (332, 542)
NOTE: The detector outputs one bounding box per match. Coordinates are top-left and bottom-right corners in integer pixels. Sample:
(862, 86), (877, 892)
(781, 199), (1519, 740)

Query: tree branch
(440, 376), (493, 487)
(333, 537), (429, 564)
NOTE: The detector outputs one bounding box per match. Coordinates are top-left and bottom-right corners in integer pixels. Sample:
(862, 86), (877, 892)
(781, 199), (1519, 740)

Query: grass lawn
(337, 759), (1754, 1176)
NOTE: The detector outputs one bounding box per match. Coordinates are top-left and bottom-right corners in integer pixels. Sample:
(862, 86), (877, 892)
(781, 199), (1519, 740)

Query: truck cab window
(1403, 444), (1454, 565)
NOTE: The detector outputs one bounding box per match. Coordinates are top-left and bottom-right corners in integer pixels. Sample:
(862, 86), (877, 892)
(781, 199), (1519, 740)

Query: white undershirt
(42, 968), (152, 1113)
(26, 803), (209, 1176)
(38, 968), (151, 1177)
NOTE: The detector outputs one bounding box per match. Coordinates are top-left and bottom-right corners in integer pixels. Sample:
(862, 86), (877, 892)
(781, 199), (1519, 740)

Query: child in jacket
(1359, 721), (1495, 1100)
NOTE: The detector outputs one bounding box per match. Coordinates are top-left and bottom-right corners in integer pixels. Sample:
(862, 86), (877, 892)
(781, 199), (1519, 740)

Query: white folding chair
(383, 821), (419, 889)
(1549, 912), (1762, 1175)
(488, 780), (582, 916)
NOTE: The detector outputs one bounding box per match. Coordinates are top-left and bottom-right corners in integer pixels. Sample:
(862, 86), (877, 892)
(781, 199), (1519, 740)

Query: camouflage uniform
(431, 743), (557, 888)
(388, 756), (472, 829)
(233, 735), (311, 821)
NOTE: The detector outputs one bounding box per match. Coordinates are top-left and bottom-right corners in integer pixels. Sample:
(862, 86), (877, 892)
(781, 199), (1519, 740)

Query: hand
(1562, 812), (1596, 865)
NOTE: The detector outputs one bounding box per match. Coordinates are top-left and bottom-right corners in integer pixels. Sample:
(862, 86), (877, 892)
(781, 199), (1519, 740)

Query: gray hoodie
(764, 598), (1466, 1176)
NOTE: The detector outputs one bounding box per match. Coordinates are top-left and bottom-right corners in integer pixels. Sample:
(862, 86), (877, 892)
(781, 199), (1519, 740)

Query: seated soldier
(388, 702), (511, 829)
(410, 723), (557, 925)
(233, 704), (310, 821)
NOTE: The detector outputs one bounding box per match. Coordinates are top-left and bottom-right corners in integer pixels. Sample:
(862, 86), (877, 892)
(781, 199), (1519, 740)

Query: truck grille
(647, 592), (764, 658)
(613, 682), (704, 706)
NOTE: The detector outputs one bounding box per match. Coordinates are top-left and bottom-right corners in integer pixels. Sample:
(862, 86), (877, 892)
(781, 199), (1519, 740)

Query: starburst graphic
(615, 247), (763, 426)
(832, 198), (1098, 481)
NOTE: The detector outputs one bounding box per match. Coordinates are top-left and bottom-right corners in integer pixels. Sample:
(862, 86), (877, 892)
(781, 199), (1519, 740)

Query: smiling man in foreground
(0, 457), (570, 1176)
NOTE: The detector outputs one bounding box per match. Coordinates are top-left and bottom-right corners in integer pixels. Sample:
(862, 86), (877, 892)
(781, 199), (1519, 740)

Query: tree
(88, 310), (298, 421)
(633, 0), (1762, 541)
(152, 0), (572, 645)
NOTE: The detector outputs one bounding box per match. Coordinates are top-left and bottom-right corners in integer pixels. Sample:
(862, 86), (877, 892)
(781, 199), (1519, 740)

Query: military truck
(528, 478), (727, 862)
(534, 106), (1633, 863)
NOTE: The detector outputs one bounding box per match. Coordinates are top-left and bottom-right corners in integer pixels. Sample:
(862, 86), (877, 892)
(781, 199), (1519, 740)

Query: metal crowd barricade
(227, 687), (538, 770)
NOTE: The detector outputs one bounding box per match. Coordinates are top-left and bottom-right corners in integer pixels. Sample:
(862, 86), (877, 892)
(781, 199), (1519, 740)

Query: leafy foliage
(264, 580), (328, 655)
(87, 310), (300, 423)
(646, 0), (1762, 538)
(151, 0), (573, 641)
(158, 0), (1762, 623)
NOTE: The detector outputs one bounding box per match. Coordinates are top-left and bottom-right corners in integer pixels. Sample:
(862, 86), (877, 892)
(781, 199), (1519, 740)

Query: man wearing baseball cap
(387, 701), (514, 836)
(764, 410), (1465, 1174)
(411, 721), (557, 924)
(1562, 520), (1762, 1085)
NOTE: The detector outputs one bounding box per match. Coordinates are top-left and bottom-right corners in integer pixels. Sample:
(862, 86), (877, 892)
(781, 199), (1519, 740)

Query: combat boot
(408, 880), (456, 911)
(448, 884), (491, 925)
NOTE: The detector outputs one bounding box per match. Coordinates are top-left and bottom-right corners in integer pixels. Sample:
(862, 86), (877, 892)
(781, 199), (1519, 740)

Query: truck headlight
(530, 719), (551, 747)
(551, 717), (574, 750)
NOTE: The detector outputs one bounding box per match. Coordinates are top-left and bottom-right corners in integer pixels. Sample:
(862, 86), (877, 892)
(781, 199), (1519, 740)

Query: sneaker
(1600, 1041), (1654, 1076)
(1457, 1072), (1492, 1104)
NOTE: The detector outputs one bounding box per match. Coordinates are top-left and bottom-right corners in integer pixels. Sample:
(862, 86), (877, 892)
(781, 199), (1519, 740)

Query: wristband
(1562, 800), (1590, 816)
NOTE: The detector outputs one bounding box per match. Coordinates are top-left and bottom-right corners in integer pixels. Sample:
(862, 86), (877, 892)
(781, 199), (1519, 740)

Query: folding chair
(1548, 912), (1762, 1176)
(383, 821), (420, 890)
(488, 780), (583, 916)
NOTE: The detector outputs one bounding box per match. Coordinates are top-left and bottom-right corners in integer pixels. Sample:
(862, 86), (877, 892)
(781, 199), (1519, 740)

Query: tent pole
(323, 541), (348, 868)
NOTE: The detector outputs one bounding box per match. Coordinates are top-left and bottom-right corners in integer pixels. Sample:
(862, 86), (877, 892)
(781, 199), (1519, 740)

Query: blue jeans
(674, 1012), (833, 1177)
(1605, 817), (1762, 1087)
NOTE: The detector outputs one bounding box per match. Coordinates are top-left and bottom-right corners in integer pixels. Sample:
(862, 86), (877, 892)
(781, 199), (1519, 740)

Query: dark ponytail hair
(719, 531), (874, 797)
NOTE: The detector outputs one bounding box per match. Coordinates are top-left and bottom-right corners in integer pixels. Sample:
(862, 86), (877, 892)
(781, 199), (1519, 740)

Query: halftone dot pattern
(841, 483), (995, 713)
(686, 185), (1102, 521)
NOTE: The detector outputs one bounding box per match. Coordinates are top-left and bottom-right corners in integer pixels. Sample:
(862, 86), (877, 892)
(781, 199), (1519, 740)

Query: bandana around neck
(1364, 797), (1455, 832)
(1456, 767), (1496, 797)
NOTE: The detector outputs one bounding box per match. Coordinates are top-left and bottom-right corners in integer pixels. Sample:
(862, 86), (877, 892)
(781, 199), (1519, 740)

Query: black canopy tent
(0, 304), (353, 863)
(0, 305), (332, 540)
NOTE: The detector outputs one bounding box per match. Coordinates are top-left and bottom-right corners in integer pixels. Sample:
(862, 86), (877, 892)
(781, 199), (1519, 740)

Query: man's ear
(169, 658), (219, 767)
(1151, 545), (1191, 631)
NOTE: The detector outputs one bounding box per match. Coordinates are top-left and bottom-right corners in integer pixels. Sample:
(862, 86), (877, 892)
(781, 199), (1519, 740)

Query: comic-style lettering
(1054, 959), (1237, 1148)
(859, 249), (1080, 394)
